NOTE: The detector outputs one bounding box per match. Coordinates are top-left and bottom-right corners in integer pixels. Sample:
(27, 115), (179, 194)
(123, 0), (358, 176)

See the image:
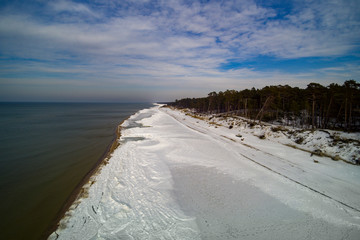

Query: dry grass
(185, 113), (206, 121)
(208, 121), (223, 127)
(284, 144), (355, 165)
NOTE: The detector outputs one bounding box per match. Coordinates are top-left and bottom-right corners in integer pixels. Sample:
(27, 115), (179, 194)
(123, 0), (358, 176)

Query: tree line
(169, 80), (360, 131)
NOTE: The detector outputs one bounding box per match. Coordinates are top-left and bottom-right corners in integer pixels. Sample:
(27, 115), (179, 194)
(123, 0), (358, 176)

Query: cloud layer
(0, 0), (359, 101)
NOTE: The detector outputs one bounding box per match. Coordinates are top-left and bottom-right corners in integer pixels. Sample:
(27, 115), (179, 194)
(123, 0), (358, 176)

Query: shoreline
(51, 106), (360, 239)
(43, 120), (125, 239)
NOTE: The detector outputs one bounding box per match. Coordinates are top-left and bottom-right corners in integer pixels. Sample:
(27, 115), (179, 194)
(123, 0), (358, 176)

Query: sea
(0, 102), (152, 240)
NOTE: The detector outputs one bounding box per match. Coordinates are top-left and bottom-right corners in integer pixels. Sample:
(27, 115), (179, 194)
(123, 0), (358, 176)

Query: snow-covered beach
(50, 105), (360, 239)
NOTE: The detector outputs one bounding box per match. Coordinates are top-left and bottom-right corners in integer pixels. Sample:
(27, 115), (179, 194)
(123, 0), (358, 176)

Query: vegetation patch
(331, 136), (360, 146)
(271, 126), (284, 132)
(258, 134), (266, 139)
(169, 80), (360, 132)
(295, 137), (305, 144)
(311, 149), (323, 157)
(209, 121), (222, 127)
(186, 113), (206, 121)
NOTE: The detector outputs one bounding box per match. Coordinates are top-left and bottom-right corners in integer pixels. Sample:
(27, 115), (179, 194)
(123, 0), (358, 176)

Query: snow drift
(49, 105), (360, 240)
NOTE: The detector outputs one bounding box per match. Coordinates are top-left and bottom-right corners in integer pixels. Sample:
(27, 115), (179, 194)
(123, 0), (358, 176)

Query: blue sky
(0, 0), (359, 102)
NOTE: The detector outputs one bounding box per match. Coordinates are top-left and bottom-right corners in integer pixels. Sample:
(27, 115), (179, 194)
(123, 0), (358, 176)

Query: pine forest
(170, 80), (360, 131)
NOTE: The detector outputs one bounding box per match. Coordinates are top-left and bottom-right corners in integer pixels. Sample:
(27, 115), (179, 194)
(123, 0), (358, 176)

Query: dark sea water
(0, 102), (151, 240)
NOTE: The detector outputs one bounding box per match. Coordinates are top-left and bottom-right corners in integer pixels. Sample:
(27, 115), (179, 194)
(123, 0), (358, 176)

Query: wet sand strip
(43, 122), (124, 239)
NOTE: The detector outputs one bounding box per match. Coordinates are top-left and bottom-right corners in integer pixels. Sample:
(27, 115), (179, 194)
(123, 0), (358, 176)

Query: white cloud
(48, 0), (101, 18)
(0, 0), (359, 101)
(2, 0), (358, 61)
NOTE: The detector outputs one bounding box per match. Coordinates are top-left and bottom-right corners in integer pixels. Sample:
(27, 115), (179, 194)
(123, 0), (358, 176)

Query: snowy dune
(50, 105), (360, 239)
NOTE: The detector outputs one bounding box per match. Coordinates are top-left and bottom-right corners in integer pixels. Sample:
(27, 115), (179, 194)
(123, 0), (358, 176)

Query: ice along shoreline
(49, 104), (360, 239)
(44, 117), (126, 239)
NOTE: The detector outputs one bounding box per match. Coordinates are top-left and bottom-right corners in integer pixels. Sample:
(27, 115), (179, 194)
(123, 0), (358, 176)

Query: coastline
(50, 105), (360, 239)
(44, 120), (125, 239)
(0, 102), (153, 240)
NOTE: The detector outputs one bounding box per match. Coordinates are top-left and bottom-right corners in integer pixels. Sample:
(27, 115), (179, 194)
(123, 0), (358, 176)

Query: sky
(0, 0), (359, 102)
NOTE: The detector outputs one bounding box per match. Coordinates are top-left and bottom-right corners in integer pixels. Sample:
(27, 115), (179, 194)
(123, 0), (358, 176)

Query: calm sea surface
(0, 102), (151, 240)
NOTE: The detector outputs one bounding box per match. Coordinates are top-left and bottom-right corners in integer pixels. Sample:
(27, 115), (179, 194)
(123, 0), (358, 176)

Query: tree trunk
(312, 93), (316, 129)
(325, 96), (333, 128)
(244, 99), (248, 118)
(256, 96), (273, 124)
(349, 101), (352, 130)
(345, 97), (348, 129)
(336, 102), (343, 128)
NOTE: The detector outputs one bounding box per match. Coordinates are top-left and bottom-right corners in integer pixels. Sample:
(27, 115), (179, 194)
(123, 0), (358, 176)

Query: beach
(0, 103), (151, 240)
(50, 105), (360, 239)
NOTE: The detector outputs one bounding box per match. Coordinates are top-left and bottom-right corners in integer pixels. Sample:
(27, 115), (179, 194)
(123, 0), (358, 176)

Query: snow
(49, 105), (360, 240)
